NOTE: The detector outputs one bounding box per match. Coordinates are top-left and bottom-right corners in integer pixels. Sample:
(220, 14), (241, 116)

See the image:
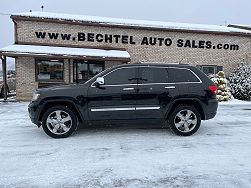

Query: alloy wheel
(46, 110), (72, 135)
(174, 109), (197, 133)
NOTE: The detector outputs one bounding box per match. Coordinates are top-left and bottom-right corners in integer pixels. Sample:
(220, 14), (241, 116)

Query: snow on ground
(0, 100), (251, 187)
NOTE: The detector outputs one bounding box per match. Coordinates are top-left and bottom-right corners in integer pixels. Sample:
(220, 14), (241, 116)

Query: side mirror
(95, 77), (105, 87)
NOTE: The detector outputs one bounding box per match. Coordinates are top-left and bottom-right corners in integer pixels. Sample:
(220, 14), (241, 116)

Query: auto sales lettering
(35, 31), (239, 51)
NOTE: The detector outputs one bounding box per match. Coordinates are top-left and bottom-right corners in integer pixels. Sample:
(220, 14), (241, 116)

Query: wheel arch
(38, 99), (83, 124)
(166, 99), (205, 120)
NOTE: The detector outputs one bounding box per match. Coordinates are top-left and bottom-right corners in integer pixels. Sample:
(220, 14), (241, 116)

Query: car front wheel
(41, 106), (77, 138)
(168, 105), (201, 136)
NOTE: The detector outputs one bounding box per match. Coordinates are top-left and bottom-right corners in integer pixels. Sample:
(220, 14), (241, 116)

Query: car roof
(115, 62), (192, 68)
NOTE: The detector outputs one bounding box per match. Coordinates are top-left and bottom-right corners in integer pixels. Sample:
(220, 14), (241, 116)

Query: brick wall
(15, 20), (251, 74)
(15, 57), (37, 101)
(15, 57), (72, 101)
(14, 19), (251, 100)
(105, 61), (124, 69)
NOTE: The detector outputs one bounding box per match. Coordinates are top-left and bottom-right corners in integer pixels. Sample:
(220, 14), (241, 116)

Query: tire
(168, 105), (201, 136)
(41, 106), (78, 138)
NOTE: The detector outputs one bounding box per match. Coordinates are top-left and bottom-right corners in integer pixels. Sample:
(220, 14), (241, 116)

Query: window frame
(73, 60), (105, 83)
(201, 65), (217, 76)
(197, 65), (223, 76)
(35, 58), (64, 82)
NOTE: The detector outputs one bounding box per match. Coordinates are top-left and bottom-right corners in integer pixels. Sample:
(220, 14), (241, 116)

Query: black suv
(28, 63), (218, 138)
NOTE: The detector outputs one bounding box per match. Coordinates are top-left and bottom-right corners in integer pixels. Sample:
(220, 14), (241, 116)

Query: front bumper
(28, 101), (40, 126)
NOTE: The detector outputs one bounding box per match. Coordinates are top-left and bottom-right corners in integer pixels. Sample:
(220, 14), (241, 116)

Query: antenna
(41, 5), (44, 12)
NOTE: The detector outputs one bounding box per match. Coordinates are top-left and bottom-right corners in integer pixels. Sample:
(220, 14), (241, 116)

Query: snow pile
(211, 71), (231, 101)
(12, 12), (251, 34)
(229, 62), (251, 101)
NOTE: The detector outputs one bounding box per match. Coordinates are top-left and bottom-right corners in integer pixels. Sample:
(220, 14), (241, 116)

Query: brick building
(0, 12), (251, 100)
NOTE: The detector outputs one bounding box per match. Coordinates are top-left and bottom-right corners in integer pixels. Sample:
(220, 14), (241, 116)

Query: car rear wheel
(168, 105), (201, 136)
(41, 106), (77, 138)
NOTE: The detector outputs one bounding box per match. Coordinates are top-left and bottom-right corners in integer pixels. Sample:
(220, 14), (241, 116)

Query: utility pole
(1, 56), (8, 101)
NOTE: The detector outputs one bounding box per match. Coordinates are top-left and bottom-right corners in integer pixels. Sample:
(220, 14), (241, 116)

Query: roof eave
(0, 51), (131, 62)
(11, 15), (251, 38)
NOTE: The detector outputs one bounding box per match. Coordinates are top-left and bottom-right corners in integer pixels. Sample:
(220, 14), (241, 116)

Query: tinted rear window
(168, 68), (200, 83)
(139, 67), (169, 83)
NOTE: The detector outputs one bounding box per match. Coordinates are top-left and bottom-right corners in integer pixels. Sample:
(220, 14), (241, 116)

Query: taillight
(209, 85), (217, 94)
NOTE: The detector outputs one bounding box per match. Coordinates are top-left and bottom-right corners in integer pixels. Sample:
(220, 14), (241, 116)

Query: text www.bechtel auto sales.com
(35, 31), (240, 51)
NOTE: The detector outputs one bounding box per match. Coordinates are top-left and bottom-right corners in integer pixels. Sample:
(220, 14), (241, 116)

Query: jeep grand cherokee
(28, 63), (218, 138)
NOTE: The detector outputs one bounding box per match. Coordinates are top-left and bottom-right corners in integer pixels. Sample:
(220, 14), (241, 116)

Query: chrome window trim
(91, 65), (202, 87)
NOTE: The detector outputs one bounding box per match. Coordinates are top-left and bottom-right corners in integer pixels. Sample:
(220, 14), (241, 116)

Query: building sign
(35, 31), (239, 51)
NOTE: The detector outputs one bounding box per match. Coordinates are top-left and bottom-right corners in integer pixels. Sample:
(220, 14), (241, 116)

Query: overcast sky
(1, 0), (251, 49)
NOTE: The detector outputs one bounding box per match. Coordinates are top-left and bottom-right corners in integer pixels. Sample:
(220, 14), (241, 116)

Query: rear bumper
(203, 98), (218, 120)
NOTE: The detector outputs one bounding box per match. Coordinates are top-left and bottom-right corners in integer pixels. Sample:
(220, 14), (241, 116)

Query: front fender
(37, 96), (87, 123)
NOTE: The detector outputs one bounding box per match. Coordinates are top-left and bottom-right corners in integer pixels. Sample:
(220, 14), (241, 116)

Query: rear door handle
(165, 86), (175, 89)
(123, 87), (135, 91)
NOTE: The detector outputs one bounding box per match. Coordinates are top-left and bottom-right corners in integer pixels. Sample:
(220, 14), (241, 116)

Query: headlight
(32, 93), (40, 101)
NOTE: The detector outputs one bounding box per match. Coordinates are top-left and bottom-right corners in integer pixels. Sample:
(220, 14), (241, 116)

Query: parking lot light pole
(1, 55), (8, 101)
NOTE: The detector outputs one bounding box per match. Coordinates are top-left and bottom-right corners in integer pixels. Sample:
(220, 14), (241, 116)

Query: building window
(36, 59), (64, 81)
(73, 60), (104, 83)
(196, 65), (223, 76)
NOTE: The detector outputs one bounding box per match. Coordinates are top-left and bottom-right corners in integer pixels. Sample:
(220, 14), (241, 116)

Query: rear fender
(165, 98), (206, 120)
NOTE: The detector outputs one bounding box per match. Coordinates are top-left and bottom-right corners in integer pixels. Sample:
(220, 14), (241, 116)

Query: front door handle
(123, 87), (135, 91)
(165, 86), (175, 89)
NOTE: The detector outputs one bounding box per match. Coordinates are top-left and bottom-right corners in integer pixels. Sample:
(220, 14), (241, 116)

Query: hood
(36, 84), (80, 92)
(35, 83), (89, 99)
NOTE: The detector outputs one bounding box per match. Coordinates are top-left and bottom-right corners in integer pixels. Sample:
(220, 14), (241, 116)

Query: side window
(139, 67), (169, 83)
(104, 67), (137, 85)
(168, 68), (200, 83)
